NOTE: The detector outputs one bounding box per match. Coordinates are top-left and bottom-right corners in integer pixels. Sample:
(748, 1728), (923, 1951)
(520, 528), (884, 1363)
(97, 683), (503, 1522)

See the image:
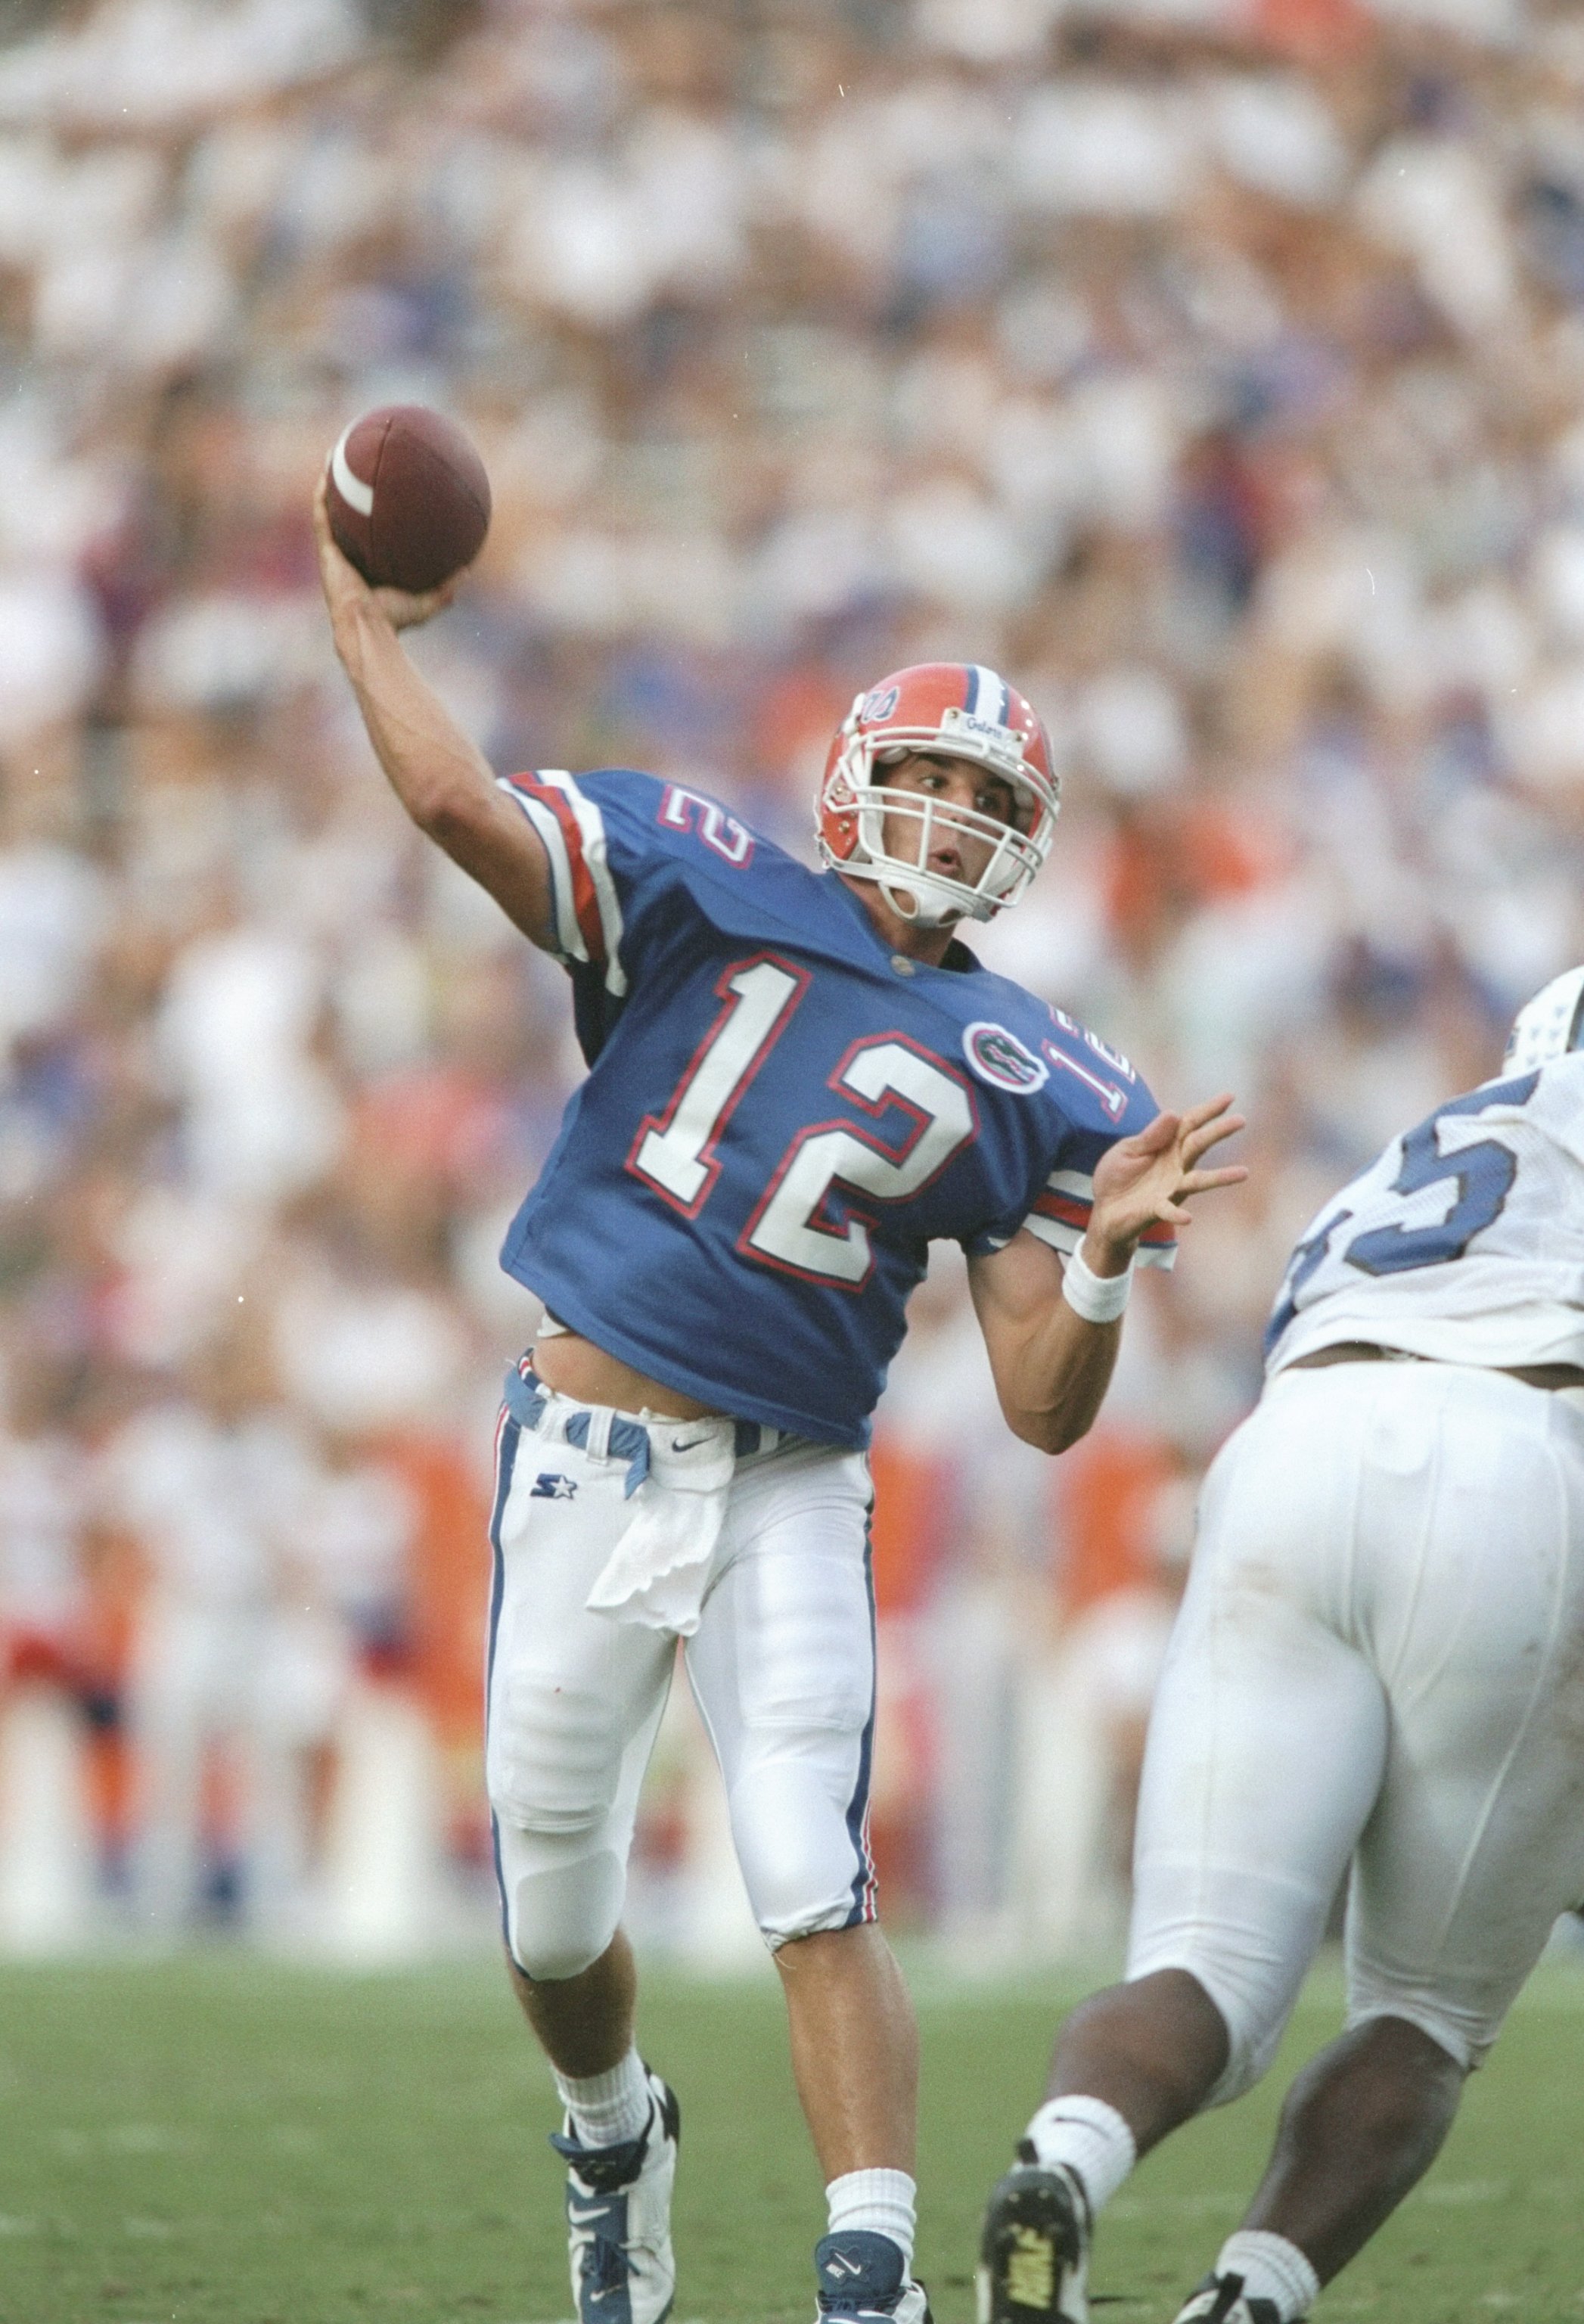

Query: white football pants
(1128, 1359), (1584, 2096)
(485, 1390), (877, 1981)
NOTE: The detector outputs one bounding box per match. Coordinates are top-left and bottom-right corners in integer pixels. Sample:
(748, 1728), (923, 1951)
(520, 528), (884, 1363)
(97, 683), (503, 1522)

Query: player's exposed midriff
(532, 1329), (723, 1421)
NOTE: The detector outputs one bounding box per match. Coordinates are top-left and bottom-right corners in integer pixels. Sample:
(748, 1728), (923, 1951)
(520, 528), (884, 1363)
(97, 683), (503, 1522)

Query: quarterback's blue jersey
(496, 769), (1173, 1448)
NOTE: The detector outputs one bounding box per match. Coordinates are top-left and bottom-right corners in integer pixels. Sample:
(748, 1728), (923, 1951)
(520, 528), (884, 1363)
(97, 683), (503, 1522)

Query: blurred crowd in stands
(0, 0), (1581, 1961)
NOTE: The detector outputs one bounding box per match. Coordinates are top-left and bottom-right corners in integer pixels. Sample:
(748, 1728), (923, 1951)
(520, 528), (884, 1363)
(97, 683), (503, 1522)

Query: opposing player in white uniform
(314, 482), (1245, 2324)
(979, 965), (1584, 2324)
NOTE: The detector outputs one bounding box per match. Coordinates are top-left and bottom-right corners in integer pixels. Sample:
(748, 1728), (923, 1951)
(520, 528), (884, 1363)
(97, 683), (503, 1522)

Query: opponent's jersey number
(628, 955), (979, 1288)
(1266, 1069), (1540, 1350)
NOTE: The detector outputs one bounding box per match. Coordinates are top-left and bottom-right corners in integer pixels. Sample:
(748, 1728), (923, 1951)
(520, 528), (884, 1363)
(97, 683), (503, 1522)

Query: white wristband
(1061, 1245), (1133, 1325)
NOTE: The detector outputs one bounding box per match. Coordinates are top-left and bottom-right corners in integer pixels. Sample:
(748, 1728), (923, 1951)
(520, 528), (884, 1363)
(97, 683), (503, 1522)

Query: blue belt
(502, 1366), (772, 1499)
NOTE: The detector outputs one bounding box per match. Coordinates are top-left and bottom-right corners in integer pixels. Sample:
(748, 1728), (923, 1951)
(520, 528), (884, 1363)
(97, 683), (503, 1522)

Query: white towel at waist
(582, 1417), (738, 1636)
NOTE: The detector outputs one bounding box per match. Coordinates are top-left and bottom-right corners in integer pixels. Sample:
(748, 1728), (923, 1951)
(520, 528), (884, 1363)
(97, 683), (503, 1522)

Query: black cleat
(1169, 2273), (1287, 2324)
(977, 2145), (1091, 2324)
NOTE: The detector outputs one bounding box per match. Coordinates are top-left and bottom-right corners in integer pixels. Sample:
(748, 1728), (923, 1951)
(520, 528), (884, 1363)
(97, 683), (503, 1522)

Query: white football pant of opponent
(981, 964), (1584, 2324)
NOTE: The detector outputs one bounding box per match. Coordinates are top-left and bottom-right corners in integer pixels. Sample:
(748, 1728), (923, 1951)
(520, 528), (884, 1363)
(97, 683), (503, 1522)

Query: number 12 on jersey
(627, 953), (978, 1289)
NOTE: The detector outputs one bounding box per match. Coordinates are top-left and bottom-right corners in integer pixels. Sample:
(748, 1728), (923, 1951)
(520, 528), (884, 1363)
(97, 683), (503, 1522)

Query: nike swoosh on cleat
(567, 2201), (616, 2224)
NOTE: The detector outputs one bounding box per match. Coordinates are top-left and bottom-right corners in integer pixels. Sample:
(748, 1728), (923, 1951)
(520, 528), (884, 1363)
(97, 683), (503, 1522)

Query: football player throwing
(315, 478), (1244, 2324)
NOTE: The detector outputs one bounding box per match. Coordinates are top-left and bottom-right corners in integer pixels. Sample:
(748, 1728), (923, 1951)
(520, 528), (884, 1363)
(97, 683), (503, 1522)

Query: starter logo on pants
(530, 1472), (579, 1499)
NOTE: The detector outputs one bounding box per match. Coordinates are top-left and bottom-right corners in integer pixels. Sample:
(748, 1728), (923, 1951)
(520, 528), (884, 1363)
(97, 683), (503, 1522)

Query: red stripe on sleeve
(508, 775), (605, 966)
(1033, 1191), (1090, 1228)
(1033, 1190), (1175, 1254)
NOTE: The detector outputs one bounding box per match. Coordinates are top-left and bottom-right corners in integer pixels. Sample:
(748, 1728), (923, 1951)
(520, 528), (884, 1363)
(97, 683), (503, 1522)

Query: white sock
(1023, 2095), (1137, 2213)
(1214, 2230), (1320, 2322)
(826, 2168), (918, 2273)
(554, 2046), (651, 2150)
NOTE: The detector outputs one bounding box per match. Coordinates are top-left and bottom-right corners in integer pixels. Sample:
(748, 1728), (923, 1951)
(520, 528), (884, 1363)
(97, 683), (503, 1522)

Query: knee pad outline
(504, 1849), (626, 1984)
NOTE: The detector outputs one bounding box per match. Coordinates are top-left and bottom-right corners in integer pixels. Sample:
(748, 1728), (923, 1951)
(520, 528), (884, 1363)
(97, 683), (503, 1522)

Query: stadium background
(0, 0), (1582, 1967)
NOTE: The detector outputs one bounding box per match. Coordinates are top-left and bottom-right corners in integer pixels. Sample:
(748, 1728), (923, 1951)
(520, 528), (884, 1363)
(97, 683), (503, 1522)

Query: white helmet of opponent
(1504, 965), (1584, 1073)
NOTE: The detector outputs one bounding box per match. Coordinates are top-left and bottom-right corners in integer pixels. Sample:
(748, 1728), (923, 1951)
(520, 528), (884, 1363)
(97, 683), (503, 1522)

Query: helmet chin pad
(878, 874), (974, 928)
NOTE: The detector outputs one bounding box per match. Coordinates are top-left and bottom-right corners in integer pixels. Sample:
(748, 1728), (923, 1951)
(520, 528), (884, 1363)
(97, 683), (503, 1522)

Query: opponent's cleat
(977, 2146), (1091, 2324)
(1169, 2273), (1286, 2324)
(814, 2228), (933, 2322)
(550, 2066), (679, 2324)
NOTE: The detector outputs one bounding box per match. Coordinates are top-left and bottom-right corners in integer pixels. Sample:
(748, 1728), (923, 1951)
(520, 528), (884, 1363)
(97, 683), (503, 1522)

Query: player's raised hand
(1086, 1092), (1247, 1267)
(313, 471), (459, 638)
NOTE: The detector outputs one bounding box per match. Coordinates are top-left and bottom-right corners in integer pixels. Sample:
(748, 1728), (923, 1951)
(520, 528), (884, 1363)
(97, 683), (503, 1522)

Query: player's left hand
(1085, 1092), (1247, 1270)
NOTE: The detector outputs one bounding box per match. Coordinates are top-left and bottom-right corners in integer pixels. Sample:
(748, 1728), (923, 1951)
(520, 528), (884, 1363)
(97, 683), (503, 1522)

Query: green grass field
(0, 1949), (1579, 2324)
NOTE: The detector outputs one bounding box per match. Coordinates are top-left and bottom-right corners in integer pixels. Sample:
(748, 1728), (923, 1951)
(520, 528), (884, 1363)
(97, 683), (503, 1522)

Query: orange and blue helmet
(816, 662), (1060, 926)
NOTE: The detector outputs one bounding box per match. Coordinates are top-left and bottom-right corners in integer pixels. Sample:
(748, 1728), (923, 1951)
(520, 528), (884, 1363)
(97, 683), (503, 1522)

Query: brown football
(326, 405), (491, 593)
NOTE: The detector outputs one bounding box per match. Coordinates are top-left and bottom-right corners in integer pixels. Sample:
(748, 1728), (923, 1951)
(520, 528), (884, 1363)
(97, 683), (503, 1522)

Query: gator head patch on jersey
(963, 1021), (1049, 1093)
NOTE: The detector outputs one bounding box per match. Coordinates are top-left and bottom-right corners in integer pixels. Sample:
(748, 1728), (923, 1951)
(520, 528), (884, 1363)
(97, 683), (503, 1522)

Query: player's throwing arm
(313, 467), (559, 951)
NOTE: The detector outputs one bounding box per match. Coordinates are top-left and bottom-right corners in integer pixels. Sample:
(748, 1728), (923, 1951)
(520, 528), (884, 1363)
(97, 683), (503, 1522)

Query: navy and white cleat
(1169, 2273), (1286, 2324)
(977, 2147), (1091, 2324)
(550, 2067), (680, 2324)
(814, 2229), (933, 2322)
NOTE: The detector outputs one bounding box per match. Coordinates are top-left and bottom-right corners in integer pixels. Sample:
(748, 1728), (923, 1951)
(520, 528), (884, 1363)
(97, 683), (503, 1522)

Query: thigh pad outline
(486, 1673), (625, 1836)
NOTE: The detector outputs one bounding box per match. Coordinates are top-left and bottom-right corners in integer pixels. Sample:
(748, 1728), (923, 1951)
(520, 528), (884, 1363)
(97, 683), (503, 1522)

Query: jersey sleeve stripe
(1033, 1190), (1090, 1229)
(1022, 1212), (1082, 1255)
(496, 778), (585, 963)
(1033, 1157), (1178, 1239)
(532, 772), (628, 998)
(1036, 1195), (1160, 1232)
(503, 774), (610, 971)
(1023, 1208), (1177, 1268)
(1045, 1167), (1095, 1198)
